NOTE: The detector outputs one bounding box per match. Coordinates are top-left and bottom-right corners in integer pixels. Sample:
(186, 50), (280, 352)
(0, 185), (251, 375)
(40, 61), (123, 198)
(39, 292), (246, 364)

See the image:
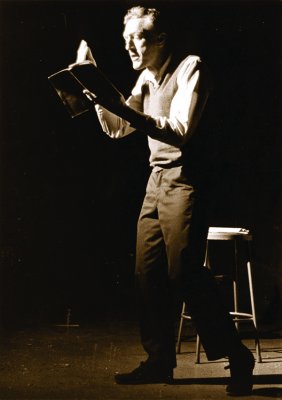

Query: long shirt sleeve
(151, 56), (211, 146)
(94, 55), (212, 168)
(95, 55), (211, 141)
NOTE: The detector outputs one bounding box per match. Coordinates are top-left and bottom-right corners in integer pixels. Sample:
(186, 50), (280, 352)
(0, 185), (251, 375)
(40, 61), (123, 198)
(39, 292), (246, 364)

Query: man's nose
(125, 38), (134, 51)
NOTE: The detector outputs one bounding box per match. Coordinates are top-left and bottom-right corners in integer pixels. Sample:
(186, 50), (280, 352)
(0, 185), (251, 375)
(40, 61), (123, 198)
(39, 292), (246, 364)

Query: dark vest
(141, 55), (199, 169)
(142, 56), (213, 175)
(143, 56), (185, 118)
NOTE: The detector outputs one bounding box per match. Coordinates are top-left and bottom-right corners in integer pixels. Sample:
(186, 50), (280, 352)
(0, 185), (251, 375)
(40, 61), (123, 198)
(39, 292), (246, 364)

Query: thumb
(76, 39), (89, 63)
(86, 47), (97, 66)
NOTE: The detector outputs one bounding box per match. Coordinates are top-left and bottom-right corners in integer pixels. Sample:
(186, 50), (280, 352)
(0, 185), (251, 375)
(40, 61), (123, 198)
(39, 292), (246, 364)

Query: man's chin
(132, 60), (143, 70)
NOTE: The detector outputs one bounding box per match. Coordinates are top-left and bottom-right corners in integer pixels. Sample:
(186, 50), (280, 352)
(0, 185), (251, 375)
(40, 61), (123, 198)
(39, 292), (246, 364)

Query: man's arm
(75, 41), (211, 145)
(95, 104), (135, 138)
(93, 71), (147, 139)
(147, 57), (212, 146)
(94, 57), (212, 146)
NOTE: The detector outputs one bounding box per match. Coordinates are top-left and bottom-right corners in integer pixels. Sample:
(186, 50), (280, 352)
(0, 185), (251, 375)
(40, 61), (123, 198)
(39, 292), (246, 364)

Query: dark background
(0, 0), (281, 329)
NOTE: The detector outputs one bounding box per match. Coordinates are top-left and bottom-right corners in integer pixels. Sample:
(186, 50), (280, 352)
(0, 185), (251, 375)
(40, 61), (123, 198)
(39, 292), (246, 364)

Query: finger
(86, 47), (97, 66)
(83, 89), (97, 101)
(76, 39), (89, 63)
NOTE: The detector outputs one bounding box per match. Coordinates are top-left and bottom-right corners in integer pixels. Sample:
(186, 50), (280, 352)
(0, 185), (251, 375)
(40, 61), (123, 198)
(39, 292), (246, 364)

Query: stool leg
(177, 239), (209, 362)
(204, 240), (209, 267)
(247, 257), (262, 362)
(195, 334), (201, 364)
(195, 239), (210, 363)
(176, 302), (186, 354)
(176, 302), (202, 363)
(233, 239), (239, 330)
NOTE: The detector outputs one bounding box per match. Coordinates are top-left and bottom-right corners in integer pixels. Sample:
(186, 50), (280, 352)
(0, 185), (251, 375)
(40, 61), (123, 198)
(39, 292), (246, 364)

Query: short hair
(123, 6), (165, 34)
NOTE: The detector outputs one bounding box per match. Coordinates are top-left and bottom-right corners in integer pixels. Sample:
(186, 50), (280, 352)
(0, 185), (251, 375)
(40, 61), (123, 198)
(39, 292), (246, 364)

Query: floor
(0, 319), (281, 400)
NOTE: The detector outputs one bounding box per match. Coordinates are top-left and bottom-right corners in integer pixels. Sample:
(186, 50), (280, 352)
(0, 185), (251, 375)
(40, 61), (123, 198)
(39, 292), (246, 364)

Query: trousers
(135, 166), (241, 368)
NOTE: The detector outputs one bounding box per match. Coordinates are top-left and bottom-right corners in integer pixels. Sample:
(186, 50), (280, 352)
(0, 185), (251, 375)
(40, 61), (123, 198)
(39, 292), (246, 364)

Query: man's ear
(157, 32), (167, 46)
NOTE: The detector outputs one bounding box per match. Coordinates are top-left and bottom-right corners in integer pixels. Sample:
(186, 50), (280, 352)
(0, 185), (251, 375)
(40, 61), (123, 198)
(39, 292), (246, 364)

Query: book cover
(48, 68), (91, 118)
(48, 61), (122, 118)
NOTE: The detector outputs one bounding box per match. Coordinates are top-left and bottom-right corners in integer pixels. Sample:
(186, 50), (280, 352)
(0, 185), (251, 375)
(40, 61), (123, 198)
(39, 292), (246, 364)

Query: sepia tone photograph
(0, 0), (281, 398)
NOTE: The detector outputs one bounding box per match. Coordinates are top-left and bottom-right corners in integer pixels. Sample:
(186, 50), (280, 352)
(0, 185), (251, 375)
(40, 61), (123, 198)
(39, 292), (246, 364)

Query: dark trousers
(135, 166), (241, 368)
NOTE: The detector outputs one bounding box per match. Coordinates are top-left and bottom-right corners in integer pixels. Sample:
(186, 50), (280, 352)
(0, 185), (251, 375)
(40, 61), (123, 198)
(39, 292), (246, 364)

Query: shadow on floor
(173, 374), (282, 385)
(252, 387), (282, 397)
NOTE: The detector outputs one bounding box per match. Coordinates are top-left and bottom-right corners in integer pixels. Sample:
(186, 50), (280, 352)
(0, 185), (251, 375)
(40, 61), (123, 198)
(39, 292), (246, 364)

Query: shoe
(225, 345), (255, 396)
(114, 361), (174, 384)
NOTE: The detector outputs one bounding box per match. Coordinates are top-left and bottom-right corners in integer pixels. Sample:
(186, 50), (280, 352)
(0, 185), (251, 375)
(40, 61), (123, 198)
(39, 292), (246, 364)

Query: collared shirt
(95, 54), (212, 167)
(145, 54), (172, 88)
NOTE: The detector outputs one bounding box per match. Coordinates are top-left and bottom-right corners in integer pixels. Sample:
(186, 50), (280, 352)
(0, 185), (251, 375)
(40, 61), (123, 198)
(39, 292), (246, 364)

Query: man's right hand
(75, 39), (97, 66)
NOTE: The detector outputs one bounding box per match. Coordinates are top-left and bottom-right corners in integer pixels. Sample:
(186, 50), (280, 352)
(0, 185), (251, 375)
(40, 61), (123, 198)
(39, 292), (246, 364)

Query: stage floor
(0, 319), (281, 400)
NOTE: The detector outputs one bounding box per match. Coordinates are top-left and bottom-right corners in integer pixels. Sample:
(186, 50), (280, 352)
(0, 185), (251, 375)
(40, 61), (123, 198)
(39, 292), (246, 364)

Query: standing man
(77, 6), (255, 396)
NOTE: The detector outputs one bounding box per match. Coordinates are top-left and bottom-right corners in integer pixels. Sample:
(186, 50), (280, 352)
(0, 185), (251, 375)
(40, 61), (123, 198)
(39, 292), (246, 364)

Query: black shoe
(114, 361), (174, 385)
(226, 345), (255, 396)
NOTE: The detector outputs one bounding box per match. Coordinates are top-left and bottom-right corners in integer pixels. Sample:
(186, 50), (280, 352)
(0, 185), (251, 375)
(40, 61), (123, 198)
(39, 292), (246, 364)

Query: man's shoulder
(179, 54), (202, 67)
(168, 53), (203, 76)
(176, 54), (210, 78)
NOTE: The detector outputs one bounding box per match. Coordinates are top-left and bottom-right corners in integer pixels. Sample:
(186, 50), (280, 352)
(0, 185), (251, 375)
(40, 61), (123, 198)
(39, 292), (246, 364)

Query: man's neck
(146, 52), (172, 86)
(147, 48), (171, 76)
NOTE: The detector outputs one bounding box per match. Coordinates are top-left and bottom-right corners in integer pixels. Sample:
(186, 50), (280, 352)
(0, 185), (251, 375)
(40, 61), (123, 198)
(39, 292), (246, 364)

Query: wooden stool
(176, 227), (262, 363)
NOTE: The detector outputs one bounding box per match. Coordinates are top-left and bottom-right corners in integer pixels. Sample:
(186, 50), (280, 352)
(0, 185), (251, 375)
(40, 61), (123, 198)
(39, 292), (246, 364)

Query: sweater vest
(142, 55), (193, 169)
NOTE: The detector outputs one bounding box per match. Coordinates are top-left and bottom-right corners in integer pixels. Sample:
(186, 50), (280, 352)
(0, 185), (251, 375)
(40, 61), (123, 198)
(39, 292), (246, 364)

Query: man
(76, 6), (255, 396)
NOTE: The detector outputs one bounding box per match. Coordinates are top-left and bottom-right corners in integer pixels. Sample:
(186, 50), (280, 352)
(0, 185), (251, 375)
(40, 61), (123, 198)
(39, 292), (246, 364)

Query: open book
(48, 60), (123, 118)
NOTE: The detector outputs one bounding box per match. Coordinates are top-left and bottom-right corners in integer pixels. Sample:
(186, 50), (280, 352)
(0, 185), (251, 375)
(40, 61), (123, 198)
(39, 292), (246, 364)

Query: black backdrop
(0, 0), (281, 328)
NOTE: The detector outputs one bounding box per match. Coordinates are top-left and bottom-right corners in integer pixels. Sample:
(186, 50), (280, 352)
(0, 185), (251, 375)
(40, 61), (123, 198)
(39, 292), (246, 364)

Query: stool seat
(176, 226), (262, 363)
(207, 227), (252, 241)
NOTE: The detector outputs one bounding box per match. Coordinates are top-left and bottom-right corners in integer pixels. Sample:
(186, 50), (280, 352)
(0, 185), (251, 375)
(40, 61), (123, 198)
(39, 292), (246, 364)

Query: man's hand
(82, 89), (98, 103)
(76, 39), (97, 65)
(83, 88), (127, 111)
(72, 40), (128, 115)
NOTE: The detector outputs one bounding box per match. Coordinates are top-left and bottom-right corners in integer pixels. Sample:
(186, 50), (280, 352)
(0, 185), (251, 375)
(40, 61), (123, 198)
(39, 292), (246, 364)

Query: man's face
(123, 17), (162, 71)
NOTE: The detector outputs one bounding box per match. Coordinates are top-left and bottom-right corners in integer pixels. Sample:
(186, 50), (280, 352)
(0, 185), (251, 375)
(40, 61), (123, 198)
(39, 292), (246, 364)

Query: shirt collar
(145, 54), (172, 87)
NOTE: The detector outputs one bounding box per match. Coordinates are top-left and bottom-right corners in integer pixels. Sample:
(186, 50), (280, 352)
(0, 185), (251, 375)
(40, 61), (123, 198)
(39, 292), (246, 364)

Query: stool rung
(230, 312), (253, 318)
(182, 311), (253, 320)
(181, 314), (192, 320)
